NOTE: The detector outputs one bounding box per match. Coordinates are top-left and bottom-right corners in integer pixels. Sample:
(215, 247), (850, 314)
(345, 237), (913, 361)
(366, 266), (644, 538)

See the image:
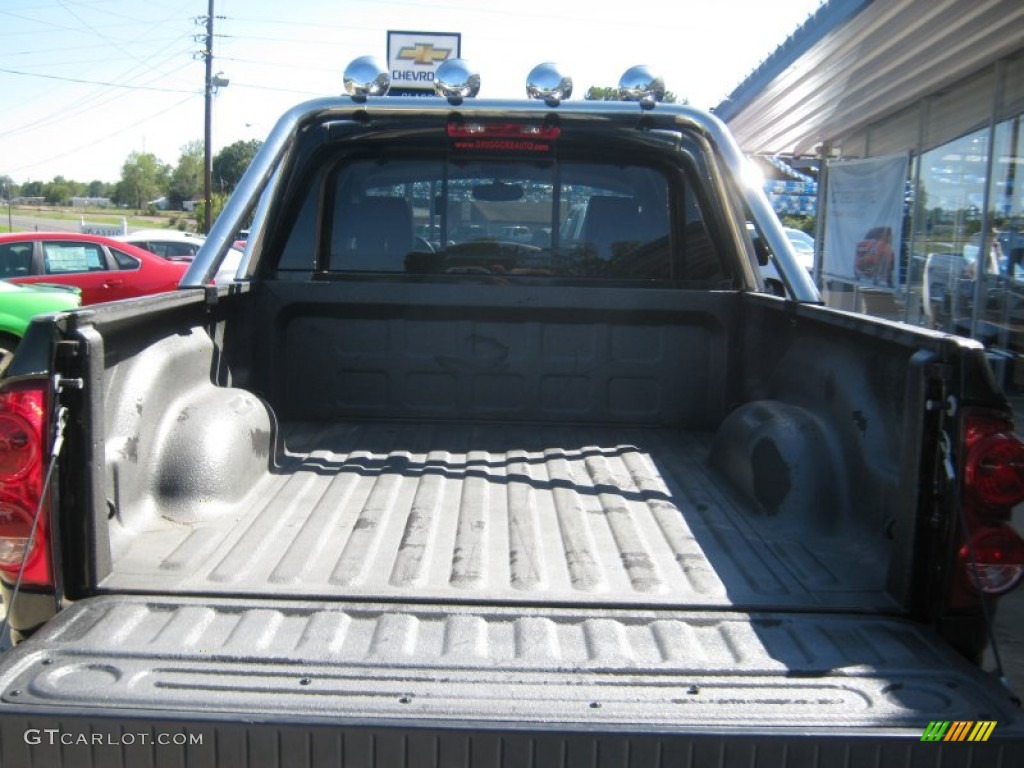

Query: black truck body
(0, 82), (1022, 765)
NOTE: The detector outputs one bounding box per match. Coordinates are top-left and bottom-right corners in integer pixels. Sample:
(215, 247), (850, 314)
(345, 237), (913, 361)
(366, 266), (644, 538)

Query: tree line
(1, 92), (680, 215)
(0, 88), (677, 211)
(1, 138), (262, 228)
(2, 97), (690, 231)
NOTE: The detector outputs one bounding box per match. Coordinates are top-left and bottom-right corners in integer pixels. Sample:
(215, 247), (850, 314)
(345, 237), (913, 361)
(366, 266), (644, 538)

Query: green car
(0, 279), (81, 374)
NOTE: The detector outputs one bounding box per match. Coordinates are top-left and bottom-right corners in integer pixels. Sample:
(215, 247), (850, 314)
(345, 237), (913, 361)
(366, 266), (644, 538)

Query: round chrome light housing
(435, 58), (481, 102)
(618, 65), (665, 108)
(343, 56), (390, 100)
(526, 62), (573, 105)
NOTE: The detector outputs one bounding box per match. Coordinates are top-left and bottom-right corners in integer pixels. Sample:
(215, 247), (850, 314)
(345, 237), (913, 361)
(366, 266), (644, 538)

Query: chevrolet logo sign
(396, 43), (451, 66)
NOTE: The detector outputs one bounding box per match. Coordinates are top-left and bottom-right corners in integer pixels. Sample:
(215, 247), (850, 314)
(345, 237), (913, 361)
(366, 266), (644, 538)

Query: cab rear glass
(276, 151), (730, 287)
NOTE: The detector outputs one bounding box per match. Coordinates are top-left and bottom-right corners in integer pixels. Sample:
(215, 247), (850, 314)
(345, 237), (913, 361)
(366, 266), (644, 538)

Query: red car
(0, 233), (189, 305)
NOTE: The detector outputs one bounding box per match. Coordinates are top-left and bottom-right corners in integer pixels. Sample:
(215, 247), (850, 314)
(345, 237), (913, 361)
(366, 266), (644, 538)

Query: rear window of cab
(276, 150), (730, 287)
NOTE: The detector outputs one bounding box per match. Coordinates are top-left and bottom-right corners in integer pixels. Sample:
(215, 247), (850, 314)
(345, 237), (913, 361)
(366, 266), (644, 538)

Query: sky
(0, 0), (825, 185)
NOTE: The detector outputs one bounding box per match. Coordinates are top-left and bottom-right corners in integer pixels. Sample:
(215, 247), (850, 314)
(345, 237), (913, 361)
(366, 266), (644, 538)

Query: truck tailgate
(0, 595), (1021, 765)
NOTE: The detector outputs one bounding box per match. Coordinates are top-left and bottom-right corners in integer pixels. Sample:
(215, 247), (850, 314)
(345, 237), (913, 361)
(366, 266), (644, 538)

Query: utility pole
(203, 0), (214, 233)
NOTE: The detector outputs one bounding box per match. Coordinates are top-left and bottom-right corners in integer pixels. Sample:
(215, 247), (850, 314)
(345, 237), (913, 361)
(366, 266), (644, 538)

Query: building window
(915, 127), (992, 334)
(836, 53), (1024, 392)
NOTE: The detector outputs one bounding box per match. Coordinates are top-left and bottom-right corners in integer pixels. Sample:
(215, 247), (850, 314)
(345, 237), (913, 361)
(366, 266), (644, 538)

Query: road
(7, 213), (84, 233)
(4, 209), (166, 235)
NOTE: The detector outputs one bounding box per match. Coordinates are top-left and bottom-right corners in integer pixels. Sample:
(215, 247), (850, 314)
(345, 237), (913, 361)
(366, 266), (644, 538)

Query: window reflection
(987, 113), (1024, 389)
(916, 128), (991, 333)
(911, 113), (1024, 389)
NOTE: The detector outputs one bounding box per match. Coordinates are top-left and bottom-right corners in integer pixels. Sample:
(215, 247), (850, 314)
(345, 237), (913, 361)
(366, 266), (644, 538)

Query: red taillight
(0, 380), (52, 587)
(964, 428), (1024, 509)
(959, 526), (1024, 595)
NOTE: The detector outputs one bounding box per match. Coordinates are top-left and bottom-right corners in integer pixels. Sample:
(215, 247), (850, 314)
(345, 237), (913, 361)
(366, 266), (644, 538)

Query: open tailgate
(0, 595), (1021, 766)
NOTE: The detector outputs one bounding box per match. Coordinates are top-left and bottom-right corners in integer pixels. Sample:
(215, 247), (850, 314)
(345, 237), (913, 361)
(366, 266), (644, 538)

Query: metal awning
(716, 0), (1024, 156)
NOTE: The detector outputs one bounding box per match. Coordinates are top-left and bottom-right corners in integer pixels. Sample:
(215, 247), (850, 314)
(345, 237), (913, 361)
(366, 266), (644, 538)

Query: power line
(216, 55), (338, 74)
(0, 38), (182, 56)
(224, 80), (324, 96)
(0, 1), (200, 120)
(221, 1), (646, 33)
(0, 8), (90, 35)
(0, 0), (129, 12)
(0, 35), (198, 141)
(0, 12), (188, 37)
(54, 0), (192, 87)
(1, 54), (171, 69)
(0, 66), (197, 93)
(213, 32), (352, 46)
(0, 0), (196, 102)
(0, 58), (198, 140)
(0, 37), (195, 83)
(7, 93), (200, 177)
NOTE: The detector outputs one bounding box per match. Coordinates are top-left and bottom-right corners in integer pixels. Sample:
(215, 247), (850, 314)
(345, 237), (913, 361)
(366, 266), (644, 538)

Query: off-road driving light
(964, 429), (1024, 509)
(343, 56), (390, 101)
(959, 526), (1024, 595)
(526, 62), (573, 105)
(435, 58), (480, 102)
(618, 65), (665, 107)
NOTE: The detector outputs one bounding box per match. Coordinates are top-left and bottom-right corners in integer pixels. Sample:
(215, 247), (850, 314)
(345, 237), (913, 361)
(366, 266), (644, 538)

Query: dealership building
(715, 0), (1024, 389)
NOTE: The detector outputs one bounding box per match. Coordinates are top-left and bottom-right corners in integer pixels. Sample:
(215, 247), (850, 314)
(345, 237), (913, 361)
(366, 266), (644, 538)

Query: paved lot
(6, 213), (82, 233)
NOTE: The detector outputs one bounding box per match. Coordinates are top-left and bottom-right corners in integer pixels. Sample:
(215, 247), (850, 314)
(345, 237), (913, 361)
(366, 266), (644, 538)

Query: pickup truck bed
(104, 419), (895, 610)
(88, 281), (900, 615)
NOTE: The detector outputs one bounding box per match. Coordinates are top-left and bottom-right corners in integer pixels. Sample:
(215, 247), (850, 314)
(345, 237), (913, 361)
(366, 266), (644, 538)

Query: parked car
(783, 226), (815, 271)
(0, 233), (188, 305)
(922, 231), (1014, 328)
(756, 224), (813, 292)
(0, 280), (81, 373)
(116, 229), (244, 283)
(114, 229), (204, 262)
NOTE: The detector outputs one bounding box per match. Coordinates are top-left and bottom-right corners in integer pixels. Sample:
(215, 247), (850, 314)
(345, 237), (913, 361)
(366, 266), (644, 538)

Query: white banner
(80, 216), (127, 236)
(823, 154), (908, 287)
